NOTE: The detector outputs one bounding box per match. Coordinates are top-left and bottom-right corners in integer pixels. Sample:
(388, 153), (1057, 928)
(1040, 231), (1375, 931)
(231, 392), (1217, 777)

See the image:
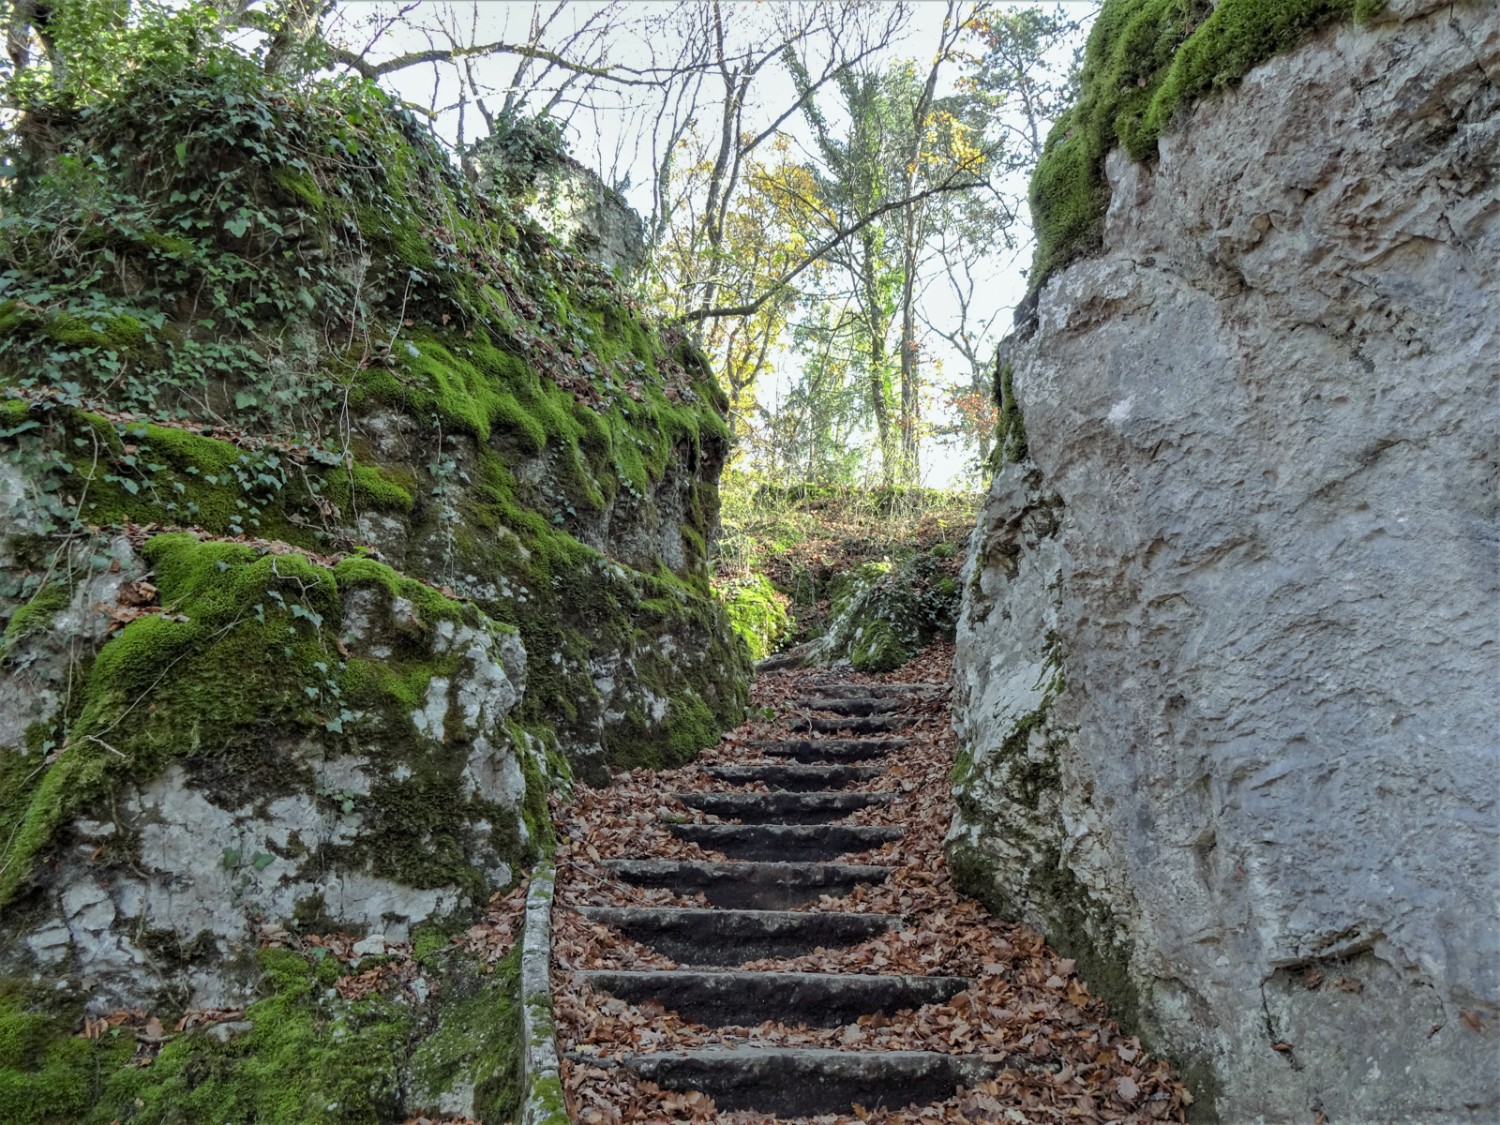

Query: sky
(334, 1), (1095, 488)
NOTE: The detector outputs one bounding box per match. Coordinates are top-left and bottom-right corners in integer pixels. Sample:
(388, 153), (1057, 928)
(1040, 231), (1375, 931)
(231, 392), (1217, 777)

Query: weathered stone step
(613, 1047), (1004, 1116)
(788, 714), (909, 734)
(580, 970), (968, 1028)
(799, 681), (949, 697)
(791, 696), (905, 715)
(603, 859), (889, 910)
(674, 790), (889, 824)
(749, 736), (904, 762)
(667, 823), (902, 862)
(576, 906), (901, 965)
(705, 763), (882, 791)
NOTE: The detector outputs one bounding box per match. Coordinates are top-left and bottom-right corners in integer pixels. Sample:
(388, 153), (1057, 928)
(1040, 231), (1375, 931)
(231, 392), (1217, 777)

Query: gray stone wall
(950, 4), (1499, 1121)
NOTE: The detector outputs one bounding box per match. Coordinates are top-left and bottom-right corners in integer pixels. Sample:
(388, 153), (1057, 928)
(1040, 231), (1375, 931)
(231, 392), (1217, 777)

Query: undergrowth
(714, 476), (978, 656)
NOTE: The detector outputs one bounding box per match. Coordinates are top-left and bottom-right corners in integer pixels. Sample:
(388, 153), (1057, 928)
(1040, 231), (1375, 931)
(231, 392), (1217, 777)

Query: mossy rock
(814, 546), (963, 672)
(1029, 0), (1364, 291)
(0, 42), (749, 1122)
(717, 573), (790, 662)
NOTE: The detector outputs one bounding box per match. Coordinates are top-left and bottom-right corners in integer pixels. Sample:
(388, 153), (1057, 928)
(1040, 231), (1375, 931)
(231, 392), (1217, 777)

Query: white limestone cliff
(949, 5), (1499, 1120)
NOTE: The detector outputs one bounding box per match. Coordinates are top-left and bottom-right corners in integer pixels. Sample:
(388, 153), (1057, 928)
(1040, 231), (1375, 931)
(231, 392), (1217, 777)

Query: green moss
(271, 167), (327, 211)
(849, 616), (917, 674)
(1029, 0), (1358, 290)
(357, 202), (437, 274)
(1180, 1055), (1225, 1123)
(331, 554), (482, 627)
(329, 464), (414, 513)
(0, 534), (341, 907)
(946, 837), (1006, 915)
(1, 584), (69, 659)
(515, 737), (557, 852)
(101, 947), (409, 1124)
(0, 981), (136, 1123)
(597, 669), (738, 775)
(0, 944), (427, 1125)
(661, 692), (721, 762)
(409, 946), (523, 1122)
(717, 573), (788, 662)
(1145, 0), (1357, 141)
(3, 408), (404, 546)
(44, 310), (150, 352)
(526, 1072), (570, 1123)
(995, 361), (1028, 466)
(818, 553), (959, 674)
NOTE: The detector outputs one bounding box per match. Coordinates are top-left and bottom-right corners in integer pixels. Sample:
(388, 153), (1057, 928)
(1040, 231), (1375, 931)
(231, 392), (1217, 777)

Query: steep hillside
(951, 1), (1497, 1120)
(0, 46), (746, 1123)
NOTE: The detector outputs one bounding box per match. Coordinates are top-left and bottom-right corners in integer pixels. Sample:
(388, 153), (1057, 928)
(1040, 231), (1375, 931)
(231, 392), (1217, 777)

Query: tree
(913, 3), (1083, 472)
(642, 0), (909, 432)
(788, 4), (985, 487)
(654, 138), (832, 427)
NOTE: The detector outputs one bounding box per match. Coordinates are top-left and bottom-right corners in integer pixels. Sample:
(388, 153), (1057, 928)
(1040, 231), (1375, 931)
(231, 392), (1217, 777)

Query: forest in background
(324, 0), (1088, 492)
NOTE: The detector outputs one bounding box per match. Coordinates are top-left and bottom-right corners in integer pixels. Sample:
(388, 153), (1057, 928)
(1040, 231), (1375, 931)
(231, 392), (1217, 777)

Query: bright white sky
(335, 1), (1095, 488)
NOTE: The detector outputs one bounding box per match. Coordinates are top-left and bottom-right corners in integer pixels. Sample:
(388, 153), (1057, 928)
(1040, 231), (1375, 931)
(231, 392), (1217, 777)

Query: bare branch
(672, 176), (984, 324)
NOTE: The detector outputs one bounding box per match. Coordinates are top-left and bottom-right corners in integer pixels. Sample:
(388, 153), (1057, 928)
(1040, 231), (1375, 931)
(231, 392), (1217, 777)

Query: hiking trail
(547, 646), (1191, 1123)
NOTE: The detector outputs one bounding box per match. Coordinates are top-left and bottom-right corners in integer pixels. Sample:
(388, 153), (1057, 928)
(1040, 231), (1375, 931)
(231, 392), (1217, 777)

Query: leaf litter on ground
(552, 643), (1192, 1123)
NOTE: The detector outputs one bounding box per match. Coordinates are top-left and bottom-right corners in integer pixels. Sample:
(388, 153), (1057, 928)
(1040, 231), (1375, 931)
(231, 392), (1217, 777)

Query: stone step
(750, 736), (904, 762)
(613, 1047), (1005, 1116)
(580, 970), (968, 1029)
(788, 714), (910, 734)
(576, 906), (901, 965)
(799, 681), (949, 697)
(790, 696), (904, 715)
(667, 823), (902, 862)
(704, 763), (883, 792)
(674, 790), (890, 824)
(603, 859), (890, 910)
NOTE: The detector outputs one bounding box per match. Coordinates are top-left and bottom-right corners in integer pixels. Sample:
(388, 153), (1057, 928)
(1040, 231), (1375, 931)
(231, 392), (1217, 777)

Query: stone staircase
(567, 679), (1002, 1118)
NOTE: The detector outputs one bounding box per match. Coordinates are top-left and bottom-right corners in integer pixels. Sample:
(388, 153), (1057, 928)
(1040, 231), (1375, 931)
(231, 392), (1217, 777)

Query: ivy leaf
(224, 215), (251, 238)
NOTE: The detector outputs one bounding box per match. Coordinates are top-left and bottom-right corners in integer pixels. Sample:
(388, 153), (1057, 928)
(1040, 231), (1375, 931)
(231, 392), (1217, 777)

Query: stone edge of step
(576, 905), (904, 927)
(603, 858), (895, 877)
(667, 823), (904, 840)
(575, 1044), (1027, 1086)
(520, 859), (568, 1125)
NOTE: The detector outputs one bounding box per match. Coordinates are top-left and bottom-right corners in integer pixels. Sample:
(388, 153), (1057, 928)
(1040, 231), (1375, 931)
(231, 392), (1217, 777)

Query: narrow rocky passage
(550, 647), (1190, 1123)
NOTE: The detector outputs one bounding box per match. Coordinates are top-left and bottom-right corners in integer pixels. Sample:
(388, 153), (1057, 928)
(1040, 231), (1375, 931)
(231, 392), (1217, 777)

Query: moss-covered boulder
(1027, 0), (1379, 293)
(814, 545), (962, 673)
(0, 37), (747, 1120)
(716, 573), (791, 662)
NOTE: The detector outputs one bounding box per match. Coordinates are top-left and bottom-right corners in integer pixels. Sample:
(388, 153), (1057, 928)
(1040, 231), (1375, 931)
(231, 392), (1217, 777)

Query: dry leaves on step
(552, 643), (1192, 1123)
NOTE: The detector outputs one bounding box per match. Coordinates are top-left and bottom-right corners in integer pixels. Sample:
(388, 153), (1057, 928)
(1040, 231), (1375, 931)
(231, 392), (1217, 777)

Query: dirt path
(549, 646), (1190, 1123)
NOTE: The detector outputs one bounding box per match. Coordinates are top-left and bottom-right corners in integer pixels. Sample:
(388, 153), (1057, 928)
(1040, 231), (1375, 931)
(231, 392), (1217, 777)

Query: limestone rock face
(951, 6), (1499, 1121)
(473, 138), (646, 277)
(0, 70), (747, 1032)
